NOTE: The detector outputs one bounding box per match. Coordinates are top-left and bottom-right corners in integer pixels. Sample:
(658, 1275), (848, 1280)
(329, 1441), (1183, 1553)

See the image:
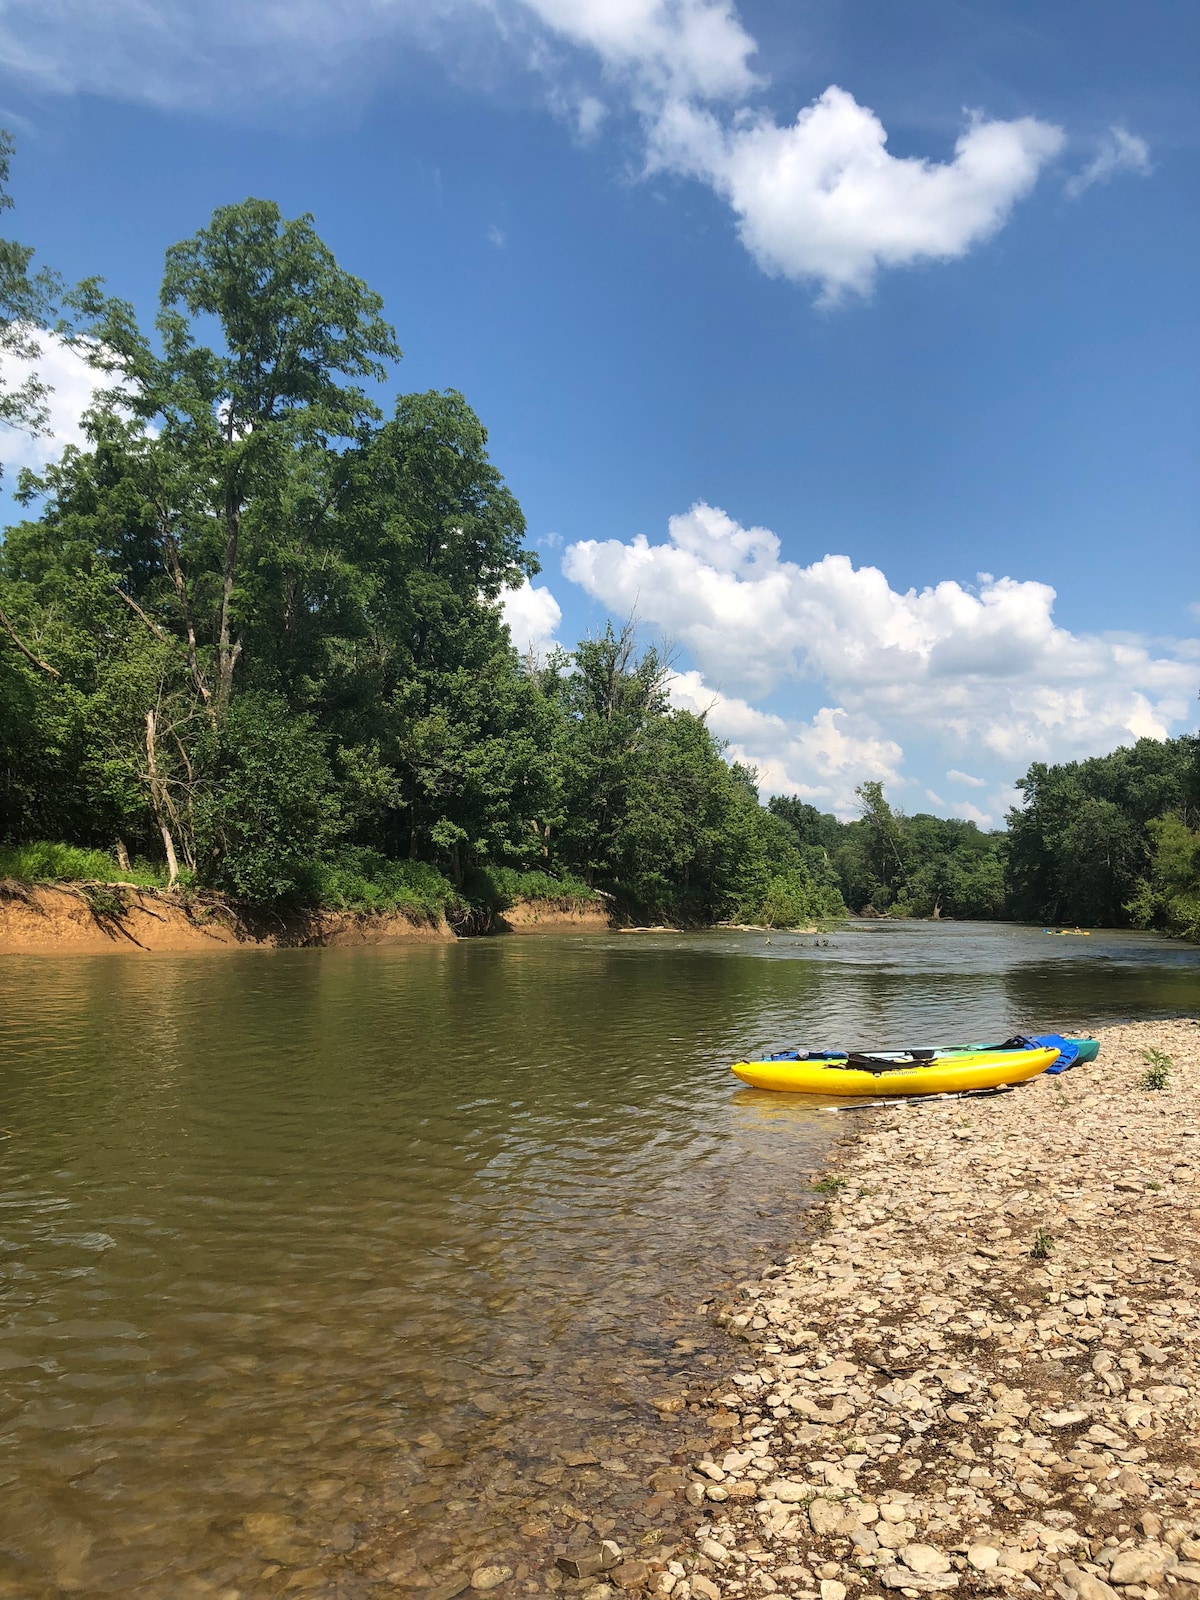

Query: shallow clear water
(0, 921), (1196, 1597)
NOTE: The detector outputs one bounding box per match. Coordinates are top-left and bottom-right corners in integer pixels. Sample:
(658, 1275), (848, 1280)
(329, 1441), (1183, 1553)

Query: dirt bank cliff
(0, 882), (616, 953)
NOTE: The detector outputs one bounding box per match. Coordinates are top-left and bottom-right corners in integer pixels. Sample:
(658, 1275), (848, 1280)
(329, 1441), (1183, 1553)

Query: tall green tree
(67, 198), (400, 714)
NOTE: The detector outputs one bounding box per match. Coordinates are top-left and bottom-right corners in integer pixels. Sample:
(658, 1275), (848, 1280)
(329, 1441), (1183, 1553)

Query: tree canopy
(0, 150), (1196, 942)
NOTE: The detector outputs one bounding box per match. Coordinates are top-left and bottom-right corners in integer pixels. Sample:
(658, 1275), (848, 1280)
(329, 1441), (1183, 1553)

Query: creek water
(1, 921), (1197, 1599)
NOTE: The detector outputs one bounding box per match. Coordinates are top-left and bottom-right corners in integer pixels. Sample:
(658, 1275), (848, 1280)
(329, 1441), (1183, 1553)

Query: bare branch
(114, 586), (173, 645)
(0, 605), (61, 680)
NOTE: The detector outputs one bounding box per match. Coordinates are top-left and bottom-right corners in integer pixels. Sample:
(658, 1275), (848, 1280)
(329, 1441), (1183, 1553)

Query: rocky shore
(535, 1020), (1199, 1600)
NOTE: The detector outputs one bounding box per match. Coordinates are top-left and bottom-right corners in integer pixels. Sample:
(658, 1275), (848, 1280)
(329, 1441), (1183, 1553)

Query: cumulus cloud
(563, 500), (1197, 801)
(668, 667), (903, 813)
(521, 0), (756, 101)
(0, 2), (1065, 298)
(950, 800), (991, 826)
(649, 87), (1063, 298)
(500, 576), (563, 658)
(0, 330), (109, 473)
(947, 768), (987, 788)
(1065, 126), (1152, 199)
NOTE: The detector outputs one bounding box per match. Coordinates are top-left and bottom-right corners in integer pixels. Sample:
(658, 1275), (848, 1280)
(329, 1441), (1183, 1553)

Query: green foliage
(812, 1174), (848, 1194)
(1138, 1048), (1172, 1091)
(465, 865), (600, 913)
(1006, 737), (1200, 927)
(1128, 815), (1200, 942)
(192, 693), (343, 904)
(0, 130), (62, 463)
(1030, 1228), (1055, 1260)
(769, 785), (1006, 920)
(4, 159), (1190, 935)
(311, 850), (462, 919)
(0, 840), (164, 887)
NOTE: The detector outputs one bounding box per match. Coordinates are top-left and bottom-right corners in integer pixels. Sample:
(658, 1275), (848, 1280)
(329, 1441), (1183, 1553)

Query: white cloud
(486, 223), (506, 247)
(0, 0), (754, 109)
(0, 330), (109, 473)
(949, 800), (992, 827)
(947, 768), (987, 788)
(1065, 126), (1152, 199)
(667, 667), (903, 816)
(0, 3), (1063, 299)
(649, 87), (1063, 299)
(563, 500), (1198, 801)
(520, 0), (756, 101)
(500, 576), (563, 657)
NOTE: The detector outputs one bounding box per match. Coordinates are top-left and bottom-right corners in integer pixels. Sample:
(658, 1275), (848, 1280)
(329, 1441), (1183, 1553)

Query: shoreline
(0, 882), (611, 954)
(635, 1019), (1200, 1600)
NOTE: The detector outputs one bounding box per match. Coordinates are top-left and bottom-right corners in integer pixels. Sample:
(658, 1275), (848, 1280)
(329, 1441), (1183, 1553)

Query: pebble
(967, 1545), (999, 1571)
(661, 1021), (1200, 1600)
(470, 1566), (513, 1591)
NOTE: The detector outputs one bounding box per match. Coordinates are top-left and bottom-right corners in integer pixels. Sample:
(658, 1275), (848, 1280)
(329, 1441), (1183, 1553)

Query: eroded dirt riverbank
(427, 1021), (1200, 1600)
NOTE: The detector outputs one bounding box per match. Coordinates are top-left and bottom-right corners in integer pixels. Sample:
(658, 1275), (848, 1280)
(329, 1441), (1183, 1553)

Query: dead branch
(0, 605), (61, 679)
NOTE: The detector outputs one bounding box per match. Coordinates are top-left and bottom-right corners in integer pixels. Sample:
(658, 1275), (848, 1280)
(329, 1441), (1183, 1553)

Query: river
(1, 922), (1197, 1598)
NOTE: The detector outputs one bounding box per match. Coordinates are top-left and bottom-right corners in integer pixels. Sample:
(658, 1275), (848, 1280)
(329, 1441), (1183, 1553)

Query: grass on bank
(0, 841), (167, 889)
(1, 841), (603, 922)
(465, 865), (601, 912)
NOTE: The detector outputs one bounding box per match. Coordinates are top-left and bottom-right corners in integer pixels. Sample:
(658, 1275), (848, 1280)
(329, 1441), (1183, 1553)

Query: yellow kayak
(731, 1046), (1059, 1096)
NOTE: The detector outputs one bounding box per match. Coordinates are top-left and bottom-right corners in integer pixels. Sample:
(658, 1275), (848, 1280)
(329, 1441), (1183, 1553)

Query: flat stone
(764, 1479), (808, 1503)
(1109, 1547), (1174, 1586)
(901, 1546), (953, 1576)
(425, 1580), (471, 1600)
(967, 1547), (1000, 1572)
(821, 1582), (847, 1600)
(725, 1481), (759, 1501)
(471, 1567), (513, 1592)
(612, 1561), (651, 1590)
(559, 1549), (607, 1580)
(878, 1566), (958, 1592)
(1063, 1571), (1119, 1600)
(1043, 1410), (1089, 1429)
(810, 1499), (844, 1536)
(692, 1576), (721, 1600)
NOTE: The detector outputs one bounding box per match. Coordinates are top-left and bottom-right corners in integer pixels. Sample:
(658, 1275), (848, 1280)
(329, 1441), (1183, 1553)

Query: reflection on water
(0, 922), (1196, 1597)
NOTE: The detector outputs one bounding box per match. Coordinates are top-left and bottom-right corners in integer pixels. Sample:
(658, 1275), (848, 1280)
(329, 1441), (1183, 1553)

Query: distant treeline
(767, 739), (1200, 941)
(0, 158), (1197, 936)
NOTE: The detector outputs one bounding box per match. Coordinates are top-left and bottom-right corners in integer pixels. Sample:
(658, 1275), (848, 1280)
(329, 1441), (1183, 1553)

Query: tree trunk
(115, 839), (131, 873)
(215, 492), (241, 711)
(145, 709), (180, 886)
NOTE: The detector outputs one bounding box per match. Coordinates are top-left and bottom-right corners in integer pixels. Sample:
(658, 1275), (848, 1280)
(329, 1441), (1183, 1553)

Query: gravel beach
(548, 1020), (1200, 1600)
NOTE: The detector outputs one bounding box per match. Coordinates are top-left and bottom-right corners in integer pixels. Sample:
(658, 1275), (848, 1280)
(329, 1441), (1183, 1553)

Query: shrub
(1139, 1048), (1172, 1091)
(464, 865), (600, 913)
(312, 850), (462, 920)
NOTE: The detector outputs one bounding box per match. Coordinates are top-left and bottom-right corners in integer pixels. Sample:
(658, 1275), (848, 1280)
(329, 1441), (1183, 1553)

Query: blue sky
(1, 0), (1197, 822)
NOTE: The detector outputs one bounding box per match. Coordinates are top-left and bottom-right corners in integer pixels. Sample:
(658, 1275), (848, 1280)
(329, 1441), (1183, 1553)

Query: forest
(0, 147), (1197, 937)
